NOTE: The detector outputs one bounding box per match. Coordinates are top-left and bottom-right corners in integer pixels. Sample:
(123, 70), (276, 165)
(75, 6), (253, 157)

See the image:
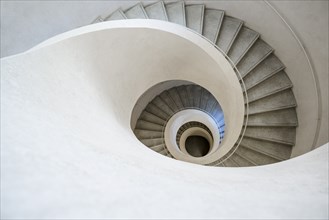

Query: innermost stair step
(185, 5), (205, 34)
(165, 2), (186, 26)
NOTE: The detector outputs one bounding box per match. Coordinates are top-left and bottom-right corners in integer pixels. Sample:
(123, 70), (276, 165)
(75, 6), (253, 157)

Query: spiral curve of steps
(93, 1), (298, 167)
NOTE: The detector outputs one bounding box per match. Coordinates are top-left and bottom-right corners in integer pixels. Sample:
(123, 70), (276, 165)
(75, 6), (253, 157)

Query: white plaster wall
(1, 0), (328, 157)
(1, 15), (328, 220)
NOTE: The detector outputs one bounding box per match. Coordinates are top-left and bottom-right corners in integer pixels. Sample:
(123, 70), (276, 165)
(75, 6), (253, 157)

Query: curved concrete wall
(0, 15), (328, 220)
(1, 1), (328, 157)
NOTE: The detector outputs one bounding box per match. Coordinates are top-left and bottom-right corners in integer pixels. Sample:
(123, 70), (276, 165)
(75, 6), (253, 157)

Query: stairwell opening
(185, 135), (210, 157)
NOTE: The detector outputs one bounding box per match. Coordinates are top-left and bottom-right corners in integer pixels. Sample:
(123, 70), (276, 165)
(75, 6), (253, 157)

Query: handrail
(264, 1), (322, 150)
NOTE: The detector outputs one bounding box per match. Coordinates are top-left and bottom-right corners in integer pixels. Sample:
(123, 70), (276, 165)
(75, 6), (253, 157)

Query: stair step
(144, 1), (168, 21)
(244, 126), (296, 146)
(140, 111), (166, 126)
(159, 148), (169, 156)
(135, 120), (164, 131)
(185, 5), (205, 34)
(176, 86), (190, 107)
(150, 144), (166, 153)
(246, 70), (293, 103)
(246, 108), (297, 127)
(205, 96), (217, 113)
(104, 9), (127, 21)
(124, 3), (148, 19)
(211, 102), (225, 123)
(216, 16), (243, 54)
(237, 39), (274, 77)
(240, 136), (292, 160)
(134, 129), (163, 139)
(152, 96), (175, 116)
(243, 54), (285, 90)
(230, 153), (255, 167)
(248, 89), (297, 115)
(236, 145), (280, 165)
(145, 102), (170, 120)
(186, 85), (196, 109)
(234, 149), (259, 166)
(227, 27), (259, 65)
(165, 2), (186, 26)
(160, 91), (180, 113)
(167, 87), (184, 110)
(200, 90), (211, 110)
(223, 158), (239, 167)
(192, 85), (203, 108)
(140, 138), (164, 147)
(202, 9), (225, 43)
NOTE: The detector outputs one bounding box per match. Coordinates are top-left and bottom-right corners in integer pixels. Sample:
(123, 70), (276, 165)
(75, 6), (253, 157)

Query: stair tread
(246, 108), (297, 126)
(134, 129), (163, 139)
(140, 137), (164, 147)
(145, 102), (170, 120)
(216, 16), (243, 54)
(239, 143), (286, 161)
(236, 145), (279, 165)
(167, 87), (184, 110)
(140, 111), (166, 126)
(231, 153), (255, 167)
(124, 3), (148, 19)
(248, 89), (297, 115)
(165, 2), (186, 26)
(240, 136), (291, 160)
(243, 134), (295, 146)
(243, 54), (285, 89)
(144, 1), (168, 21)
(135, 119), (164, 131)
(150, 144), (166, 152)
(246, 70), (293, 103)
(202, 9), (225, 43)
(237, 38), (274, 77)
(160, 91), (180, 113)
(185, 4), (205, 34)
(227, 26), (259, 65)
(152, 96), (175, 116)
(105, 9), (127, 20)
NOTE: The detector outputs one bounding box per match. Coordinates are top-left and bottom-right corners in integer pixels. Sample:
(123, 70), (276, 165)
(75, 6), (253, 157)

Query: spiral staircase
(92, 1), (298, 167)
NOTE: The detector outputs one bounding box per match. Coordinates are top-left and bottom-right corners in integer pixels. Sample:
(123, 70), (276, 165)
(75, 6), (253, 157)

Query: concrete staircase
(95, 1), (298, 167)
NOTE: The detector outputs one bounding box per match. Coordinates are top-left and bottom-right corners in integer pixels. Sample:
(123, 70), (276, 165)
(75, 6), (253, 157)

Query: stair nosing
(234, 30), (260, 65)
(223, 16), (244, 54)
(228, 156), (240, 167)
(147, 102), (170, 120)
(245, 122), (298, 127)
(245, 84), (293, 104)
(243, 66), (285, 90)
(234, 150), (258, 166)
(247, 103), (297, 115)
(241, 48), (274, 78)
(243, 134), (295, 146)
(143, 109), (167, 123)
(239, 143), (286, 161)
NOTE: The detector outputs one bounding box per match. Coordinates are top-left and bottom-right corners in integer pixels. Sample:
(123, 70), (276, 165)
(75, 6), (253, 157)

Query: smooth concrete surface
(0, 20), (328, 219)
(1, 1), (328, 157)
